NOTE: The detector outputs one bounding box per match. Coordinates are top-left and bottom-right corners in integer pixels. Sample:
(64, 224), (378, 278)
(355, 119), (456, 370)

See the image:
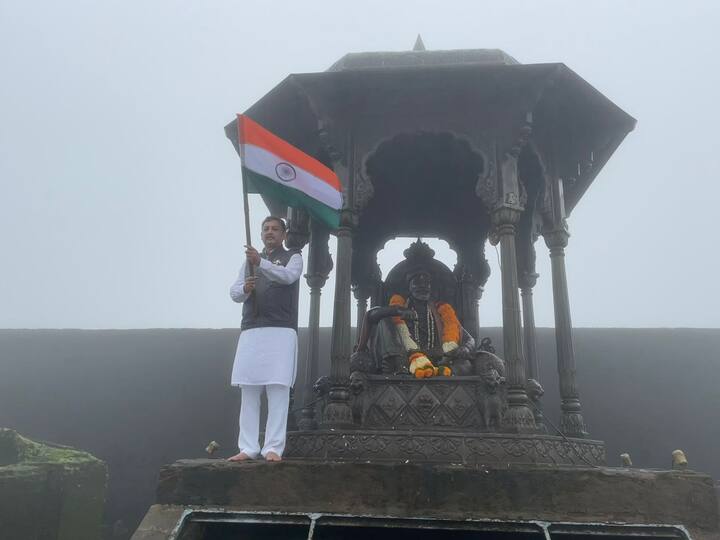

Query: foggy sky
(1, 0), (718, 329)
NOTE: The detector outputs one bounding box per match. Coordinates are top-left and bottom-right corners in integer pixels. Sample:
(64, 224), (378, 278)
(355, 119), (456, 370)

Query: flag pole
(241, 170), (260, 317)
(242, 177), (255, 278)
(238, 116), (255, 280)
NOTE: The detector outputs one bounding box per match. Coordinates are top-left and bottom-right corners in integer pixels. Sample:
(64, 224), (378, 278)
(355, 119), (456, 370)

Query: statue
(373, 268), (464, 377)
(321, 240), (541, 431)
(351, 240), (504, 380)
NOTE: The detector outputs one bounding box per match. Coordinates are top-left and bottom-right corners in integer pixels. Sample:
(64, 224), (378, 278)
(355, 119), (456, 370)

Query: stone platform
(132, 459), (719, 540)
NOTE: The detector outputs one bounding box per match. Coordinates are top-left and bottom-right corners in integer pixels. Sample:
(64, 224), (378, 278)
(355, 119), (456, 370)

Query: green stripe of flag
(243, 167), (340, 229)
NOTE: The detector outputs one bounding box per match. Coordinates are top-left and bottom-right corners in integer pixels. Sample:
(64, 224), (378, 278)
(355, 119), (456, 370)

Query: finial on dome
(403, 239), (435, 260)
(413, 34), (426, 52)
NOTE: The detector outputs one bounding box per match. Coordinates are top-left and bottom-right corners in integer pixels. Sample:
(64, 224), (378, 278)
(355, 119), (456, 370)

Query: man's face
(408, 271), (432, 302)
(261, 219), (286, 251)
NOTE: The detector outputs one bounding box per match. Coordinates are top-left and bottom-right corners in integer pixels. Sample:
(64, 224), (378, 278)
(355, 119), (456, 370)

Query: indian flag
(237, 114), (342, 229)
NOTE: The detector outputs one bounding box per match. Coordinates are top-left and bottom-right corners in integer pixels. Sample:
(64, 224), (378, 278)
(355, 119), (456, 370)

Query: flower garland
(437, 302), (461, 350)
(389, 294), (462, 377)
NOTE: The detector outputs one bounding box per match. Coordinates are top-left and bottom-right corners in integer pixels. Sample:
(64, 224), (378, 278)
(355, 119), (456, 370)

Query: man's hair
(261, 215), (287, 231)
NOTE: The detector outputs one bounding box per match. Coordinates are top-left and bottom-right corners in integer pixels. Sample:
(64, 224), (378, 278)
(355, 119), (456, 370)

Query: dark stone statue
(350, 240), (505, 380)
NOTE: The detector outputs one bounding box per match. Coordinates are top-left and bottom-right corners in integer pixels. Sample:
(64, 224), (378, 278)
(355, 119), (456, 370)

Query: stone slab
(153, 459), (719, 539)
(131, 505), (188, 540)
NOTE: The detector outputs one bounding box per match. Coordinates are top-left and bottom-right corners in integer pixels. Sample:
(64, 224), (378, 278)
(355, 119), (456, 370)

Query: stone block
(148, 459), (719, 539)
(0, 429), (107, 540)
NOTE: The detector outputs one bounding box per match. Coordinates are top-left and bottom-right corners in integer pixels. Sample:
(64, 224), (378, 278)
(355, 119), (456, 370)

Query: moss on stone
(0, 428), (101, 467)
(0, 429), (107, 540)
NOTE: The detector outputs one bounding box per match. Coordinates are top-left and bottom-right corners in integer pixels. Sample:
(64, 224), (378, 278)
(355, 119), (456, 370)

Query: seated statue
(351, 240), (498, 379)
(373, 268), (467, 377)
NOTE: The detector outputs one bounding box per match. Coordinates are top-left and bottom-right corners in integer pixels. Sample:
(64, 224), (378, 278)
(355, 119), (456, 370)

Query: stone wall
(0, 328), (718, 538)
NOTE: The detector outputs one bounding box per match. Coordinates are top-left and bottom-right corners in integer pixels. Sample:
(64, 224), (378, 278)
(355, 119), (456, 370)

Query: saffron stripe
(237, 114), (341, 191)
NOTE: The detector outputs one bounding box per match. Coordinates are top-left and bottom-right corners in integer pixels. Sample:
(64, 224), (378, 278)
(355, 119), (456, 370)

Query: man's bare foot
(227, 452), (252, 462)
(264, 451), (282, 462)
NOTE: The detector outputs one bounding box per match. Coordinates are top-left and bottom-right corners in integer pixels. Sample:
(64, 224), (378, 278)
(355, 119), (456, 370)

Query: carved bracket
(477, 113), (533, 224)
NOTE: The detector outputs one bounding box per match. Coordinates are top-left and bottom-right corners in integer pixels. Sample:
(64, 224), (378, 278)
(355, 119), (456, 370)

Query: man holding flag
(228, 216), (302, 462)
(227, 115), (342, 462)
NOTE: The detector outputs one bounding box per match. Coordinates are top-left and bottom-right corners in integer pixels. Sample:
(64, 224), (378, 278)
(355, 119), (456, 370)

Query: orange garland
(389, 294), (461, 345)
(437, 302), (461, 344)
(389, 294), (406, 325)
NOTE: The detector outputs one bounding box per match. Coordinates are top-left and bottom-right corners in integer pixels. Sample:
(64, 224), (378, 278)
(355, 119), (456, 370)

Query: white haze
(0, 0), (718, 329)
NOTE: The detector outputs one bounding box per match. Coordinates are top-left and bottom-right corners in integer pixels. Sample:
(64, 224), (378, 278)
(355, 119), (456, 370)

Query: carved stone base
(285, 430), (606, 466)
(320, 386), (354, 428)
(343, 375), (509, 431)
(560, 398), (588, 438)
(502, 387), (537, 433)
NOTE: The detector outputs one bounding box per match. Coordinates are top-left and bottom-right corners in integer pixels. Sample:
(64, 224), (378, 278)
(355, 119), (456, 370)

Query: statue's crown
(403, 239), (435, 263)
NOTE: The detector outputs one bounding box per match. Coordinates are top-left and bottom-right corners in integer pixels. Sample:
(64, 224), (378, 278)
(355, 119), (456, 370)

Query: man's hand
(243, 276), (257, 294)
(245, 245), (261, 266)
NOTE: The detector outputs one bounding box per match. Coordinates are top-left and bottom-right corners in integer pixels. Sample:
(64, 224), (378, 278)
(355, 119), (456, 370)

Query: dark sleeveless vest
(241, 246), (300, 331)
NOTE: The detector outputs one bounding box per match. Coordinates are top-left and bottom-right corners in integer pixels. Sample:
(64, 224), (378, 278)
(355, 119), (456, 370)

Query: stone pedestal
(350, 375), (502, 431)
(285, 431), (605, 466)
(132, 459), (719, 540)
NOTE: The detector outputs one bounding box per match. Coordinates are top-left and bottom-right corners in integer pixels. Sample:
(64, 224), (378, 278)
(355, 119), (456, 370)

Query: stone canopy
(225, 47), (636, 220)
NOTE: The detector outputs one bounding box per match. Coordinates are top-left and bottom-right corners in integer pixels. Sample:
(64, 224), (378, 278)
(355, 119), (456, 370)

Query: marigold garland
(390, 294), (461, 347)
(388, 294), (462, 378)
(389, 294), (406, 325)
(437, 302), (461, 344)
(409, 351), (434, 378)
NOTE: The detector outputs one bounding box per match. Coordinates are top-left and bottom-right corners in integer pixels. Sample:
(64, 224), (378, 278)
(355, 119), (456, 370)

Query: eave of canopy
(225, 61), (635, 215)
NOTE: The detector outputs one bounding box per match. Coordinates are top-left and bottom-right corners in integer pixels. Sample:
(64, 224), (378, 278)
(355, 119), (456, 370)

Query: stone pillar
(296, 272), (326, 430)
(456, 269), (481, 342)
(476, 245), (491, 334)
(322, 213), (354, 427)
(519, 271), (540, 381)
(305, 274), (325, 386)
(493, 208), (536, 432)
(352, 285), (370, 335)
(519, 269), (546, 431)
(297, 221), (331, 431)
(452, 241), (490, 343)
(544, 227), (588, 437)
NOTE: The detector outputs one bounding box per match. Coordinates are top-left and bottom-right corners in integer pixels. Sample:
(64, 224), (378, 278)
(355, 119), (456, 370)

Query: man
(227, 216), (303, 462)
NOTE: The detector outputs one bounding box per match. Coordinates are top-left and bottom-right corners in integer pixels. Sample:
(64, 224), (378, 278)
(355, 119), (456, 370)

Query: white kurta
(231, 327), (297, 386)
(229, 252), (303, 387)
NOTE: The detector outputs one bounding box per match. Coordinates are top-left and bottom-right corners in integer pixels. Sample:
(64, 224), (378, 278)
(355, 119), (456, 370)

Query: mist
(1, 0), (718, 329)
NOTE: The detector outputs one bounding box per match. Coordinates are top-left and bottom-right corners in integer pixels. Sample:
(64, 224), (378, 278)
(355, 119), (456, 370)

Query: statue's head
(385, 239), (456, 305)
(407, 269), (432, 302)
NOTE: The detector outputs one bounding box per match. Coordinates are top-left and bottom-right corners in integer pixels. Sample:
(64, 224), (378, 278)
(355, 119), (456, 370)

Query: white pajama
(238, 384), (291, 458)
(229, 250), (303, 458)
